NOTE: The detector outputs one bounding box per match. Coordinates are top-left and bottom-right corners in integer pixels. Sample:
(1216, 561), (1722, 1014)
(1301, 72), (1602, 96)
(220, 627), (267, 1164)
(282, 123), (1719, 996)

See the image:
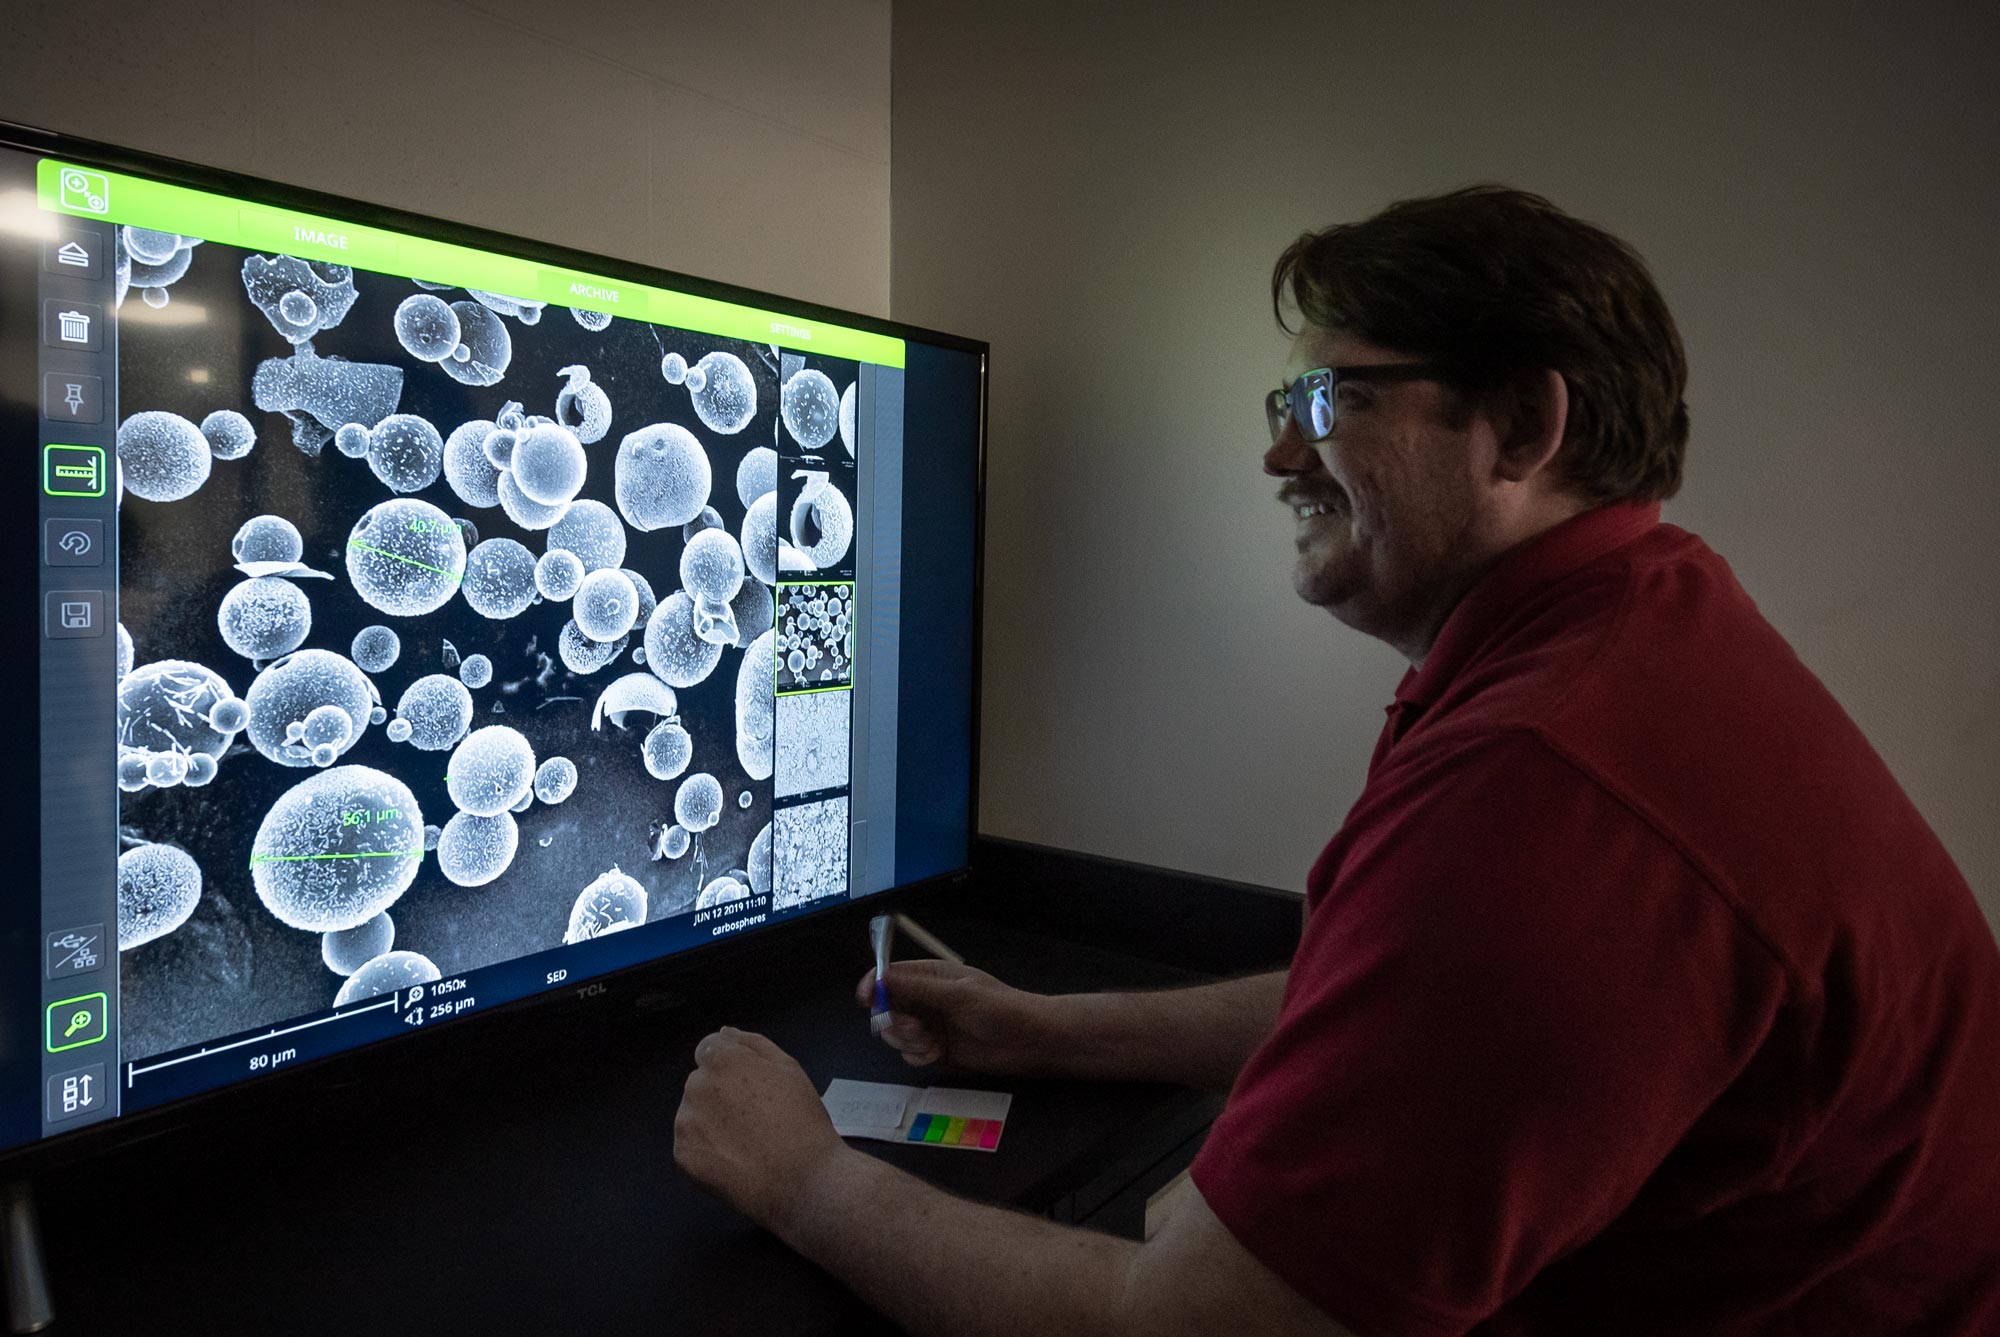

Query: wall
(890, 2), (2000, 930)
(0, 0), (892, 316)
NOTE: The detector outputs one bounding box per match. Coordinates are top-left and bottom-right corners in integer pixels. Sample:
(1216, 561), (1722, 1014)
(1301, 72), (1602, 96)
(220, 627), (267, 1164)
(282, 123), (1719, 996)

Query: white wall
(890, 2), (2000, 931)
(0, 0), (892, 316)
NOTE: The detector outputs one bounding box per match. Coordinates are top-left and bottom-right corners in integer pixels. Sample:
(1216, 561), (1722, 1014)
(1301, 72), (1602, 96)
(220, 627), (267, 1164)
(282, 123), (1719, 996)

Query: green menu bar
(37, 159), (904, 368)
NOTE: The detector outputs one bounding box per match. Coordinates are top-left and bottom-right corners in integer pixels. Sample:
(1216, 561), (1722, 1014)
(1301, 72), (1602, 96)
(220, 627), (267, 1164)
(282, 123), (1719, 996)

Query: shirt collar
(1395, 499), (1661, 709)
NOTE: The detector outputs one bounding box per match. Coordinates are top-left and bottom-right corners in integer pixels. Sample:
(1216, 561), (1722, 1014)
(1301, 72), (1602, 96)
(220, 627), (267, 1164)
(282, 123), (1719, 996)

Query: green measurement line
(345, 540), (463, 583)
(248, 849), (424, 868)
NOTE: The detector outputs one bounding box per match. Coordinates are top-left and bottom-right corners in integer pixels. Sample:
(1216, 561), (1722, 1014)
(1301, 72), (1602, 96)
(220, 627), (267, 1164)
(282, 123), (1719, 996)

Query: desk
(26, 840), (1299, 1335)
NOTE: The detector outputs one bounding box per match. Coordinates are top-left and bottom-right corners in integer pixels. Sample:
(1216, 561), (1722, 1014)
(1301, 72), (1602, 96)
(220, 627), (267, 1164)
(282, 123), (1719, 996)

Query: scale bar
(125, 995), (399, 1085)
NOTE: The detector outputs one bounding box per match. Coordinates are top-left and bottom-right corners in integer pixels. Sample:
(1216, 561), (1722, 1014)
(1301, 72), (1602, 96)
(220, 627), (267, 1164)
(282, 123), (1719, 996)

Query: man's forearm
(776, 1147), (1136, 1337)
(1039, 970), (1287, 1089)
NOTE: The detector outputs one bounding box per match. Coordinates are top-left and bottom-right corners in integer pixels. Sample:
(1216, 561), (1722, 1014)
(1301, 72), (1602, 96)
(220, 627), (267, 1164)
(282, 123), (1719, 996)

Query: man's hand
(855, 960), (1056, 1074)
(673, 1027), (847, 1228)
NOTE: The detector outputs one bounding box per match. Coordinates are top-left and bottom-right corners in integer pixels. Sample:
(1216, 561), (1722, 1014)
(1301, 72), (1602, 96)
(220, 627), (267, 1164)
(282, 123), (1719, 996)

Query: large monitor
(0, 124), (985, 1160)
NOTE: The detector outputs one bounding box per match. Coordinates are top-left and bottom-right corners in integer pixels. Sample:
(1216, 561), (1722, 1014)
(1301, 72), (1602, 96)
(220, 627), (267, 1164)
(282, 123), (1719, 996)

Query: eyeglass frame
(1264, 363), (1446, 444)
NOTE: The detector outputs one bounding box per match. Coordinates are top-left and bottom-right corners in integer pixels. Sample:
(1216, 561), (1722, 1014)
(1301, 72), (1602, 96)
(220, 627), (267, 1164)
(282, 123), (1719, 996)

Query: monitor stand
(2, 1181), (51, 1334)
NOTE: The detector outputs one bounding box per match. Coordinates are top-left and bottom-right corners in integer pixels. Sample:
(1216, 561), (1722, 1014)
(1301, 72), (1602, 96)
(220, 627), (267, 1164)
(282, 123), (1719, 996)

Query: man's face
(1263, 327), (1491, 658)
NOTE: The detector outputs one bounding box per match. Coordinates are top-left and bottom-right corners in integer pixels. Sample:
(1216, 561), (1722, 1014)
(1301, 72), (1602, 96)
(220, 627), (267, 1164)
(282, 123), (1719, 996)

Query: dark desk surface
(25, 859), (1300, 1337)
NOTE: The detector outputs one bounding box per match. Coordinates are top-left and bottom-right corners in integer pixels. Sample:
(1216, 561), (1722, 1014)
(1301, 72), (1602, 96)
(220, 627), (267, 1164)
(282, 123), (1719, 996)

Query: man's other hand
(674, 1027), (846, 1226)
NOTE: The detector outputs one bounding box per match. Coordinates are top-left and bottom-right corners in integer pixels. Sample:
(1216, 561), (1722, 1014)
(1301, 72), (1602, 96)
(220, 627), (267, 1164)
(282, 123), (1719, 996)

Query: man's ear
(1493, 369), (1569, 484)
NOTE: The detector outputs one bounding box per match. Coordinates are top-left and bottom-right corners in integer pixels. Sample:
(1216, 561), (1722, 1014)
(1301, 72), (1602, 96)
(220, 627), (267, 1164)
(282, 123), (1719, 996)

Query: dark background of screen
(893, 342), (982, 886)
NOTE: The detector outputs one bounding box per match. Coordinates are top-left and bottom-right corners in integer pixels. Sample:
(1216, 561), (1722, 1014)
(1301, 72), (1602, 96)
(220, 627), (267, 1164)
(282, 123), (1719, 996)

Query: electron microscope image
(111, 230), (862, 1060)
(773, 691), (851, 800)
(775, 582), (855, 692)
(771, 796), (849, 912)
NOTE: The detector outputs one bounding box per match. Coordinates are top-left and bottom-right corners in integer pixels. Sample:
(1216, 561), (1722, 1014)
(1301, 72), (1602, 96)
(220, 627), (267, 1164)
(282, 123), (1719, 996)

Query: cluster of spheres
(114, 221), (831, 1010)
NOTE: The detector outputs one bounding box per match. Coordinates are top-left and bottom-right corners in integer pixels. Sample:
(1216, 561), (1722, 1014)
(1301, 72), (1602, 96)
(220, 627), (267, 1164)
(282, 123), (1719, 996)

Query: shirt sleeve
(1191, 730), (1789, 1336)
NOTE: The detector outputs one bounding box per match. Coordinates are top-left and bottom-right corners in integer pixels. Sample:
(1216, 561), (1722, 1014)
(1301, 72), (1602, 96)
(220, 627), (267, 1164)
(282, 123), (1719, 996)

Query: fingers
(853, 959), (978, 1010)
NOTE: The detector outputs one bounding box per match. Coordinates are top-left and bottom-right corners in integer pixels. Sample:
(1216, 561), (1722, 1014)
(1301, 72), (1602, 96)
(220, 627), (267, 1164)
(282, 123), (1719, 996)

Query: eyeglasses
(1264, 363), (1444, 444)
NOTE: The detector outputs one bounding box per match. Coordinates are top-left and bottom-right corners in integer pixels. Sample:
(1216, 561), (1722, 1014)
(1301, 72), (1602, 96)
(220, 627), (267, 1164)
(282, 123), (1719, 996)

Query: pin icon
(64, 1010), (90, 1038)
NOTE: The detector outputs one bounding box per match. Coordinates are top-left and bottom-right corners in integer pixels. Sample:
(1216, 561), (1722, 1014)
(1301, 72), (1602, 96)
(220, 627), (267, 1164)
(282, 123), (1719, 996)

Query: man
(674, 187), (2000, 1334)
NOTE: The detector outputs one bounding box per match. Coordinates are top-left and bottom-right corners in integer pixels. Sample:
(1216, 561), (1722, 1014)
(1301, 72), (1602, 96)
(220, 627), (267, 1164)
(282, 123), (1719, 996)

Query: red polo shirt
(1192, 501), (2000, 1335)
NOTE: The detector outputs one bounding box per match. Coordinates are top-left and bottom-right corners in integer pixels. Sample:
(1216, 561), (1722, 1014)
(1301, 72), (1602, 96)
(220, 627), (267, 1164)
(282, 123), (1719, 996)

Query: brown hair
(1272, 186), (1689, 502)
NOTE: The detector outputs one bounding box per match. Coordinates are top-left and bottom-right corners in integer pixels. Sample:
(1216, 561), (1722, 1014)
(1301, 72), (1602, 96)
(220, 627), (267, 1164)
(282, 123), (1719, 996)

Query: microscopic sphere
(217, 577), (312, 660)
(734, 629), (776, 781)
(458, 654), (493, 689)
(183, 752), (219, 787)
(423, 824), (441, 851)
(445, 725), (536, 817)
(689, 351), (758, 434)
(454, 517), (479, 549)
(438, 300), (511, 387)
(571, 306), (613, 332)
(369, 706), (388, 725)
(790, 480), (855, 570)
(682, 532), (747, 611)
(334, 950), (441, 1006)
(740, 491), (778, 587)
(641, 720), (692, 781)
(119, 659), (235, 765)
(310, 743), (338, 768)
(496, 469), (570, 531)
(302, 703), (354, 750)
(322, 911), (394, 976)
(612, 423), (711, 531)
(233, 514), (304, 564)
(125, 227), (180, 265)
(207, 696), (248, 733)
(201, 409), (257, 462)
(564, 868), (648, 944)
(557, 621), (628, 675)
(660, 824), (691, 859)
(139, 287), (168, 309)
(386, 718), (413, 743)
(366, 413), (446, 494)
(660, 352), (687, 385)
(738, 790), (752, 809)
(574, 569), (640, 642)
(245, 649), (373, 767)
(147, 752), (188, 787)
(643, 592), (724, 689)
(117, 410), (212, 502)
(334, 422), (371, 458)
(510, 422), (588, 507)
(117, 843), (204, 950)
(780, 370), (841, 451)
(483, 426), (517, 470)
(534, 756), (578, 804)
(251, 765), (424, 932)
(118, 622), (134, 680)
(510, 790), (534, 814)
(736, 446), (777, 509)
(554, 365), (612, 445)
(345, 497), (467, 616)
(350, 624), (401, 674)
(681, 506), (724, 542)
(462, 538), (538, 620)
(546, 499), (628, 573)
(787, 649), (805, 674)
(730, 577), (775, 649)
(747, 821), (772, 899)
(674, 772), (724, 834)
(395, 674), (474, 751)
(437, 810), (519, 887)
(535, 548), (585, 601)
(443, 419), (504, 509)
(117, 752), (149, 792)
(696, 875), (750, 910)
(393, 293), (461, 362)
(839, 380), (856, 457)
(278, 290), (318, 326)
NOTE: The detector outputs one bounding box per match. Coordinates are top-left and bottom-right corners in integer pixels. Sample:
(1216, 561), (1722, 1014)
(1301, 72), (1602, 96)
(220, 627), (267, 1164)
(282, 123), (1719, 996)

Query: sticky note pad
(822, 1080), (1012, 1152)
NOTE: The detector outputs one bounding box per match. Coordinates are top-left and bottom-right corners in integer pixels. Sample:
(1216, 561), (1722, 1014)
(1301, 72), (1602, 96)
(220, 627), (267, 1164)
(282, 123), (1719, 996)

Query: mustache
(1277, 481), (1348, 509)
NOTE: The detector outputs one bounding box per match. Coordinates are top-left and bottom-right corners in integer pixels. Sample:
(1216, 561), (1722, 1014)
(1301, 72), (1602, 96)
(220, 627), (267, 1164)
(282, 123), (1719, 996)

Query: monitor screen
(0, 131), (984, 1157)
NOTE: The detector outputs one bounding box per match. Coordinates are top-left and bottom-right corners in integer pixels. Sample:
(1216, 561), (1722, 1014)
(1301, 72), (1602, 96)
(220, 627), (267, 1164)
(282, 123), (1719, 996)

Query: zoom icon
(44, 519), (104, 568)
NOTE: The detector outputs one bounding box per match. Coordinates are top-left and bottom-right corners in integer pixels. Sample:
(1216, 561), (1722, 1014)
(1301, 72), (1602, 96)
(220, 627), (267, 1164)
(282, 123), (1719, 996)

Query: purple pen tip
(871, 980), (890, 1013)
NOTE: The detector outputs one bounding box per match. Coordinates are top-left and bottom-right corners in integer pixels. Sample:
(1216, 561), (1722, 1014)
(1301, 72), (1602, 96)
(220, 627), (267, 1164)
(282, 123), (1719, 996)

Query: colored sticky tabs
(823, 1080), (1011, 1152)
